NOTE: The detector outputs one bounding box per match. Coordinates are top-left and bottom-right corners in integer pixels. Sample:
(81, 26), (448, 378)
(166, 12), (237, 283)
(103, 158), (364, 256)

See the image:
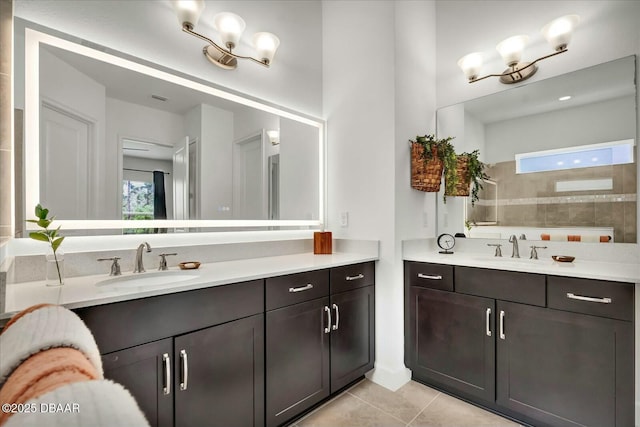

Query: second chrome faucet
(508, 235), (520, 258)
(134, 242), (152, 273)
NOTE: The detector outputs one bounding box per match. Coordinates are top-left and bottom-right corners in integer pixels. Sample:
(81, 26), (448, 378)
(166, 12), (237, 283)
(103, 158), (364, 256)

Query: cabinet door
(102, 338), (174, 427)
(266, 297), (330, 427)
(409, 287), (495, 402)
(330, 285), (375, 393)
(496, 301), (633, 427)
(174, 314), (264, 427)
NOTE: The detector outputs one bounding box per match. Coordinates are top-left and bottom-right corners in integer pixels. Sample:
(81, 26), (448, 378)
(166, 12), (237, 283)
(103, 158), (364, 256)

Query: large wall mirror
(15, 22), (324, 235)
(436, 55), (637, 243)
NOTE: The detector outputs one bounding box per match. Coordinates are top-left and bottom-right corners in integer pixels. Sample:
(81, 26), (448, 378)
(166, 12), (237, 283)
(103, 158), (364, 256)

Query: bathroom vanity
(3, 254), (375, 427)
(404, 256), (634, 427)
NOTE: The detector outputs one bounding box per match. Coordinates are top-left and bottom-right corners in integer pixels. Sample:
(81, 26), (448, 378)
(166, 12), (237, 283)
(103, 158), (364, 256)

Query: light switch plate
(340, 211), (349, 227)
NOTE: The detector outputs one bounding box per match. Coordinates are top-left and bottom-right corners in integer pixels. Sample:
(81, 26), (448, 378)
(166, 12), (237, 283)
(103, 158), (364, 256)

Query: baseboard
(365, 364), (412, 391)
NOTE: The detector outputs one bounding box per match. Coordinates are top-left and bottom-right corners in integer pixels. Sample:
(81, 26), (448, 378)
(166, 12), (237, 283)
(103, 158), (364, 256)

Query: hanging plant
(445, 150), (489, 206)
(410, 134), (456, 193)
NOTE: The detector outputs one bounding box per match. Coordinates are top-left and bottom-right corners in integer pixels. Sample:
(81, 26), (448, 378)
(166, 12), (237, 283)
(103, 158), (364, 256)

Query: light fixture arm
(181, 24), (270, 68)
(469, 48), (566, 83)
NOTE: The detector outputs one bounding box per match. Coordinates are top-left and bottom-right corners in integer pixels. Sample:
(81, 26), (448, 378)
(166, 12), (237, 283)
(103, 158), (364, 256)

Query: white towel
(3, 380), (149, 427)
(0, 306), (103, 387)
(581, 235), (599, 243)
(550, 234), (567, 241)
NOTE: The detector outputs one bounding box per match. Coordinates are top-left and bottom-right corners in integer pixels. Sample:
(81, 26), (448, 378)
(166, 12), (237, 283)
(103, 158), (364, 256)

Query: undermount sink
(470, 256), (543, 265)
(95, 270), (201, 290)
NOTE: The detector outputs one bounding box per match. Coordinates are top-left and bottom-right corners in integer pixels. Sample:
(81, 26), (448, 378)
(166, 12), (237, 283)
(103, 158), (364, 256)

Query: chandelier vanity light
(458, 15), (579, 84)
(172, 0), (280, 70)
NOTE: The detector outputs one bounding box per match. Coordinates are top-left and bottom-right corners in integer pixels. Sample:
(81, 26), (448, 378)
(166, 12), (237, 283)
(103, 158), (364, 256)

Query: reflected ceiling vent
(151, 94), (168, 102)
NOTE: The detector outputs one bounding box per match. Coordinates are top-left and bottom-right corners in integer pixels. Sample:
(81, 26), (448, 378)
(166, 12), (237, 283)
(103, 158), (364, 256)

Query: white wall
(323, 0), (437, 390)
(279, 118), (318, 220)
(14, 0), (323, 117)
(486, 96), (635, 163)
(200, 104), (233, 219)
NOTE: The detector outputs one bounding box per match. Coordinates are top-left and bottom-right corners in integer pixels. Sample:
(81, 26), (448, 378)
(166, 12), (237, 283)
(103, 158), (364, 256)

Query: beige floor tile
(409, 393), (519, 427)
(297, 392), (405, 427)
(349, 380), (439, 423)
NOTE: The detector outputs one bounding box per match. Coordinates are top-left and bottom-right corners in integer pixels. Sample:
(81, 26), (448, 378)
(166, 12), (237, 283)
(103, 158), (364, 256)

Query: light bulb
(496, 35), (528, 67)
(213, 12), (246, 49)
(171, 0), (205, 29)
(457, 52), (483, 81)
(252, 32), (280, 64)
(542, 15), (580, 51)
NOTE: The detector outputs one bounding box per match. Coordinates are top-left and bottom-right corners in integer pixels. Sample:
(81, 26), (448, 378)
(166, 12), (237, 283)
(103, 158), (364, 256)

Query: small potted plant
(445, 149), (489, 206)
(28, 204), (65, 286)
(410, 134), (456, 192)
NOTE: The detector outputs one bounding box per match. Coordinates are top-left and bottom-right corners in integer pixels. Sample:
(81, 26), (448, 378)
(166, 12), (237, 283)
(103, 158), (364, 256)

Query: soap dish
(552, 255), (575, 263)
(178, 261), (201, 270)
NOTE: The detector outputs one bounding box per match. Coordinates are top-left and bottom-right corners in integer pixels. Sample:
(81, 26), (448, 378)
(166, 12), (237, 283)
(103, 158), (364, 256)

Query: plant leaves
(35, 204), (43, 218)
(29, 231), (49, 242)
(37, 219), (51, 229)
(52, 236), (65, 252)
(26, 219), (39, 224)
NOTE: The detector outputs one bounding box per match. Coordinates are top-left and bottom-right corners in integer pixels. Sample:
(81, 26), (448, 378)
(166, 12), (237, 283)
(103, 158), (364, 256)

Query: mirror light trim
(24, 28), (325, 231)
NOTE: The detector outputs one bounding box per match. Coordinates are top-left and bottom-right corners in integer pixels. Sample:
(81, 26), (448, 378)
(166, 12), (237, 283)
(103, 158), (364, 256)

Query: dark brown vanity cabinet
(405, 261), (634, 427)
(77, 280), (265, 427)
(266, 262), (375, 427)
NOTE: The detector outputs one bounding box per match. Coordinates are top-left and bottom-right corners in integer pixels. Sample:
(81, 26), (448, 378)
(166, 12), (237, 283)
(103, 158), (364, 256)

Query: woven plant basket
(445, 155), (471, 197)
(411, 143), (443, 192)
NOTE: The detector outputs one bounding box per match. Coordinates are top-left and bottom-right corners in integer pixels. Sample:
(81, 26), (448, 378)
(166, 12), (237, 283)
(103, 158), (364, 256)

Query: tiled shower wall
(468, 160), (637, 243)
(0, 0), (12, 244)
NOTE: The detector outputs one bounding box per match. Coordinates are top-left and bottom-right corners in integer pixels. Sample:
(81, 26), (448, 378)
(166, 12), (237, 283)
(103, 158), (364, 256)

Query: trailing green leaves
(28, 204), (65, 285)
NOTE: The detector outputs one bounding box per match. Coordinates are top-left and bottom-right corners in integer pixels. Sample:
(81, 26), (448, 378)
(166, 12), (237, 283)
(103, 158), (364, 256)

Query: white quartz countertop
(3, 252), (378, 319)
(404, 251), (640, 283)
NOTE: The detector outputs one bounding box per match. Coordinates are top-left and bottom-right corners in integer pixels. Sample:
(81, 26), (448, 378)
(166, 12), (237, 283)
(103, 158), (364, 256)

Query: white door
(173, 136), (189, 221)
(41, 105), (90, 219)
(233, 133), (265, 219)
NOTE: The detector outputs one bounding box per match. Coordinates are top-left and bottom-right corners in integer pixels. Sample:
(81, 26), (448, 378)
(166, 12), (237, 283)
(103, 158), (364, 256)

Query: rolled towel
(581, 235), (599, 243)
(567, 235), (581, 242)
(0, 305), (103, 387)
(0, 348), (100, 426)
(550, 234), (566, 241)
(3, 380), (149, 427)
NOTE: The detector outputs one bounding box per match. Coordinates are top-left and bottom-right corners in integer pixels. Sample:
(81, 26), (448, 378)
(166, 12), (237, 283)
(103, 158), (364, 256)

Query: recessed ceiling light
(557, 161), (564, 166)
(558, 95), (572, 101)
(573, 159), (581, 164)
(592, 157), (599, 162)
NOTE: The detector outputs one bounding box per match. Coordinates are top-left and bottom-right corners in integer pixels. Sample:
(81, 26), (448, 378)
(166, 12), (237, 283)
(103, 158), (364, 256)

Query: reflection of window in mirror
(122, 180), (154, 234)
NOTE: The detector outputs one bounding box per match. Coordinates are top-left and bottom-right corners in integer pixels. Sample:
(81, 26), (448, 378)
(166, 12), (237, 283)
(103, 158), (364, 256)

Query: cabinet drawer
(455, 266), (545, 307)
(547, 276), (634, 321)
(266, 269), (329, 310)
(330, 262), (375, 294)
(405, 262), (453, 291)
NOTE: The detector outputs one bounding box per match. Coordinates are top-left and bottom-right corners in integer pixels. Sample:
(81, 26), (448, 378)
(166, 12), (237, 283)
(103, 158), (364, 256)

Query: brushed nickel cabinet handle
(346, 274), (364, 281)
(499, 310), (506, 340)
(162, 353), (171, 395)
(417, 273), (442, 280)
(486, 308), (492, 337)
(179, 349), (188, 391)
(566, 293), (612, 304)
(332, 303), (340, 331)
(289, 284), (314, 293)
(324, 306), (332, 334)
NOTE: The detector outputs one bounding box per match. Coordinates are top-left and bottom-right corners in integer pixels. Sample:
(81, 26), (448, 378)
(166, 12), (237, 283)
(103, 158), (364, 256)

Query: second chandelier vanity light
(171, 0), (280, 70)
(458, 15), (580, 84)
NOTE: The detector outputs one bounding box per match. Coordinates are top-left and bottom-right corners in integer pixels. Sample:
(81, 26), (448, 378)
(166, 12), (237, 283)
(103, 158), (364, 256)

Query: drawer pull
(179, 349), (188, 391)
(566, 293), (612, 304)
(324, 306), (332, 334)
(346, 273), (364, 281)
(289, 283), (314, 293)
(332, 303), (340, 331)
(499, 310), (506, 340)
(485, 308), (492, 337)
(162, 353), (171, 395)
(417, 273), (442, 280)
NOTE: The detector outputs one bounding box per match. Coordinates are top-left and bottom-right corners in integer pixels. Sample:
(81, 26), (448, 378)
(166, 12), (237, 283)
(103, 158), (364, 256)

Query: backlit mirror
(15, 23), (324, 234)
(436, 56), (637, 243)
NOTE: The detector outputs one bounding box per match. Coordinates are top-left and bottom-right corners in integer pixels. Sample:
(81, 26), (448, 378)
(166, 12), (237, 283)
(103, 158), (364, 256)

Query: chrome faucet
(134, 242), (152, 273)
(508, 235), (520, 258)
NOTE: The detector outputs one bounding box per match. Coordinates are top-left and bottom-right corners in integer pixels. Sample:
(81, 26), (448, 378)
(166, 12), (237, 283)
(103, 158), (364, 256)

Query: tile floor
(292, 379), (522, 427)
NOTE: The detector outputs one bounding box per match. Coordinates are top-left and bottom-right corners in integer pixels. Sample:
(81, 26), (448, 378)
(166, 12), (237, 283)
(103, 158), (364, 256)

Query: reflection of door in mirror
(188, 139), (198, 220)
(172, 136), (189, 221)
(40, 102), (92, 220)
